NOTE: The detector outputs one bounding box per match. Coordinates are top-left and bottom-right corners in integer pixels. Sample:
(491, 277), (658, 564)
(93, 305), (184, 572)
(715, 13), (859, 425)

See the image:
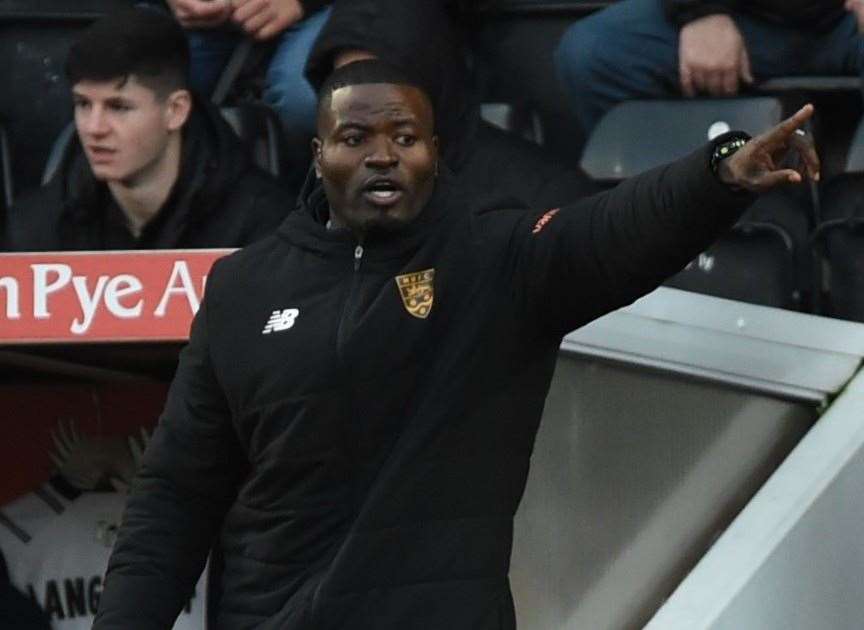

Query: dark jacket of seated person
(4, 98), (293, 252)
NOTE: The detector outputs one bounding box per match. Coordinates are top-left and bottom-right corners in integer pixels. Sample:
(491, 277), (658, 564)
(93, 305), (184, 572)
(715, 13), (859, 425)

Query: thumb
(756, 168), (802, 192)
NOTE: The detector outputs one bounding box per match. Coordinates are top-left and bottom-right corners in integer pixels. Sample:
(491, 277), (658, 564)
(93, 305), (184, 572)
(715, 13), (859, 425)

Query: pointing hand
(717, 104), (820, 193)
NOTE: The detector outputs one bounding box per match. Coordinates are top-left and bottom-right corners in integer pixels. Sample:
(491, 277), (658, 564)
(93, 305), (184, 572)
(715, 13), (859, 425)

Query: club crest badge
(395, 269), (435, 319)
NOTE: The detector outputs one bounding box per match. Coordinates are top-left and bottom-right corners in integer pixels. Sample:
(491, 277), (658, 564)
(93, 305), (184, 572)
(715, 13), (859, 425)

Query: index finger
(755, 104), (815, 148)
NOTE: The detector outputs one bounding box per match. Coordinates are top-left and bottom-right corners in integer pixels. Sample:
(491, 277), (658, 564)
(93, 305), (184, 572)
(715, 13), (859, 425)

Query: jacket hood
(305, 0), (479, 170)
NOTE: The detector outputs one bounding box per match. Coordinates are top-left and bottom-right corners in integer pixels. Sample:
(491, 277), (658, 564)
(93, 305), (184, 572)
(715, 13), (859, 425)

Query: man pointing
(94, 60), (818, 629)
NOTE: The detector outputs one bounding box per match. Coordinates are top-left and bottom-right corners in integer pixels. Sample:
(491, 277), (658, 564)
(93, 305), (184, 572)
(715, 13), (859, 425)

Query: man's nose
(79, 107), (109, 136)
(364, 137), (398, 169)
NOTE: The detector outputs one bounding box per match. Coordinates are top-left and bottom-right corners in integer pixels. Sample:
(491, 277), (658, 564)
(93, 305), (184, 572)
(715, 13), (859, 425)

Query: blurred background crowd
(1, 0), (864, 322)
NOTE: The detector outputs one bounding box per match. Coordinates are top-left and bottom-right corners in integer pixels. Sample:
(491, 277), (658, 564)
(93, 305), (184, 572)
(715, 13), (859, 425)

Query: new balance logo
(262, 308), (299, 334)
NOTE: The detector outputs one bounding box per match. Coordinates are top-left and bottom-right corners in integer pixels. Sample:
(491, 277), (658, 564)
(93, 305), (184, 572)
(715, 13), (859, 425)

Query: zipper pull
(354, 244), (364, 271)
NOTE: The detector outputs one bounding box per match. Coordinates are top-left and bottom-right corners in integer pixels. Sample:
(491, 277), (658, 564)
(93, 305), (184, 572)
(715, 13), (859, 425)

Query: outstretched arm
(512, 105), (819, 338)
(93, 284), (246, 629)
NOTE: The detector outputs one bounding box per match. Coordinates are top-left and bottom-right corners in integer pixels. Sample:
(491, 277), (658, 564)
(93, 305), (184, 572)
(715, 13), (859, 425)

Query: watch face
(711, 135), (749, 174)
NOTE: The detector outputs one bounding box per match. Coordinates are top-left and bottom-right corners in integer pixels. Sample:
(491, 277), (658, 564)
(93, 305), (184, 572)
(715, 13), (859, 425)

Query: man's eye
(343, 135), (364, 147)
(395, 135), (416, 147)
(109, 103), (132, 112)
(73, 100), (90, 110)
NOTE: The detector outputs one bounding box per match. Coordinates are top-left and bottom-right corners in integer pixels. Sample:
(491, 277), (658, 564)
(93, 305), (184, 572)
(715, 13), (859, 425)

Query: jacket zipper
(353, 244), (364, 271)
(336, 243), (365, 360)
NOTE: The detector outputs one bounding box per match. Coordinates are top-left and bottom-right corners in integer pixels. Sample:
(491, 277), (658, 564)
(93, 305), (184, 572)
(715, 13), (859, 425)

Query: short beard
(357, 213), (412, 237)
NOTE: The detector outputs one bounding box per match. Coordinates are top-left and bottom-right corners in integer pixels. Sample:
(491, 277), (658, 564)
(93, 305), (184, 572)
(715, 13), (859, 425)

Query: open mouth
(362, 178), (404, 206)
(87, 146), (116, 163)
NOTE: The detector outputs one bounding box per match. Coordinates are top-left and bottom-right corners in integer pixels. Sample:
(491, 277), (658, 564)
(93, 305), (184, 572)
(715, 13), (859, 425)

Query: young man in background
(5, 8), (292, 252)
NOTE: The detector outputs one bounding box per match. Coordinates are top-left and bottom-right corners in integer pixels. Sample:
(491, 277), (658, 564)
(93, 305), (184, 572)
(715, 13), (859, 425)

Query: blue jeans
(555, 0), (864, 134)
(187, 7), (331, 138)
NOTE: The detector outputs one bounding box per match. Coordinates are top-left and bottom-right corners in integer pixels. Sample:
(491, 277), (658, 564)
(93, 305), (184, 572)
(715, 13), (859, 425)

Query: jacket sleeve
(509, 143), (754, 339)
(664, 0), (737, 26)
(93, 278), (246, 629)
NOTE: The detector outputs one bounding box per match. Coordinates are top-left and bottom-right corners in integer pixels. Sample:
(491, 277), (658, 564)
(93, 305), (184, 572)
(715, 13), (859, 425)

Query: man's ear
(165, 89), (192, 131)
(311, 137), (323, 179)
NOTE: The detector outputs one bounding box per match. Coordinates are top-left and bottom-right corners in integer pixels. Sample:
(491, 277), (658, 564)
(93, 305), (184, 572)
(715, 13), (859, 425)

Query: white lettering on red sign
(32, 264), (73, 319)
(106, 275), (144, 319)
(0, 276), (21, 319)
(154, 261), (201, 318)
(0, 251), (229, 342)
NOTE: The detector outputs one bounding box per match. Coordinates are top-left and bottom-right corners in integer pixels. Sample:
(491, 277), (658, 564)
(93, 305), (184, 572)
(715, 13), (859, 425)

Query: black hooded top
(305, 0), (597, 211)
(93, 141), (752, 629)
(4, 98), (294, 252)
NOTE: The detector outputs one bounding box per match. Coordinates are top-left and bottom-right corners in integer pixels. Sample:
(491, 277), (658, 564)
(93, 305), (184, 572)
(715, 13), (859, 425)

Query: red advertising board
(0, 250), (233, 343)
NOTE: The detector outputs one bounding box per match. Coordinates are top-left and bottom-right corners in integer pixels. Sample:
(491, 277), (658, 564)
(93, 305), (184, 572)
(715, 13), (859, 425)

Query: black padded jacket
(93, 143), (752, 629)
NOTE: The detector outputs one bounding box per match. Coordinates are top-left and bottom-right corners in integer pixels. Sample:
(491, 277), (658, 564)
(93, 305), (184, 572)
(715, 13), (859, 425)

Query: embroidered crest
(395, 269), (435, 319)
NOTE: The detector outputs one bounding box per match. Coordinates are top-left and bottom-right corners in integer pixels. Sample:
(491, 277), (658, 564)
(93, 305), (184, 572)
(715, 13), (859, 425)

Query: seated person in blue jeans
(555, 0), (864, 135)
(163, 0), (330, 140)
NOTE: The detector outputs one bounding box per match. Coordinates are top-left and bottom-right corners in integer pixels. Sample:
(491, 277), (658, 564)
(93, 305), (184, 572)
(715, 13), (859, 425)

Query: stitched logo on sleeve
(532, 208), (560, 235)
(262, 308), (299, 334)
(395, 269), (435, 319)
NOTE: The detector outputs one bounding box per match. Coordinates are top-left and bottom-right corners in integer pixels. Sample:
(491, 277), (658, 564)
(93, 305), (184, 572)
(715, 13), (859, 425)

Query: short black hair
(65, 7), (189, 97)
(317, 59), (435, 122)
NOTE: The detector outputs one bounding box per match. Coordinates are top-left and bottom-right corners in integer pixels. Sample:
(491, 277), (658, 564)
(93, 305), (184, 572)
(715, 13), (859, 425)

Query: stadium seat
(0, 121), (12, 246)
(811, 215), (864, 322)
(812, 124), (864, 321)
(42, 104), (290, 184)
(665, 184), (811, 310)
(479, 0), (616, 16)
(579, 98), (810, 309)
(219, 104), (289, 178)
(580, 98), (783, 181)
(0, 122), (13, 211)
(40, 124), (76, 186)
(665, 210), (801, 310)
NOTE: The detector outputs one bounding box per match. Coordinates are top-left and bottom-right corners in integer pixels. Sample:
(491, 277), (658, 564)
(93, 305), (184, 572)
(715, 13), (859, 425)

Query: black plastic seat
(666, 186), (810, 309)
(479, 0), (617, 15)
(0, 121), (13, 246)
(42, 103), (289, 184)
(812, 131), (864, 321)
(219, 104), (289, 178)
(0, 122), (13, 211)
(665, 217), (800, 309)
(579, 98), (808, 309)
(580, 98), (783, 181)
(811, 216), (864, 322)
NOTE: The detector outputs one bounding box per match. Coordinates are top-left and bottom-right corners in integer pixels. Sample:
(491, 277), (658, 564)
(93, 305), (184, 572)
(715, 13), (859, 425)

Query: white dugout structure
(511, 287), (864, 630)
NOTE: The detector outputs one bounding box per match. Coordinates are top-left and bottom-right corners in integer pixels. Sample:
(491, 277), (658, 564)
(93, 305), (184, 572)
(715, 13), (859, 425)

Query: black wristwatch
(710, 131), (751, 176)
